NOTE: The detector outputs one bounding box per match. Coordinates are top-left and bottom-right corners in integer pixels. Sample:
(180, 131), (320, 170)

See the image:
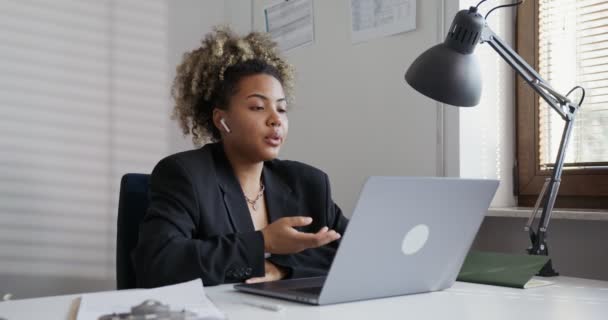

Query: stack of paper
(76, 279), (225, 320)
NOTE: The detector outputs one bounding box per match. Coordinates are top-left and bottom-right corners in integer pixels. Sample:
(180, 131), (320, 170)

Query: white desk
(1, 277), (607, 319)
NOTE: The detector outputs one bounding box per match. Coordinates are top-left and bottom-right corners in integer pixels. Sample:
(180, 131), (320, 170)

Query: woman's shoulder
(152, 143), (216, 175)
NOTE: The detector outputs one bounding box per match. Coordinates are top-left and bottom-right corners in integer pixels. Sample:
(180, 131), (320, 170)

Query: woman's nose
(267, 111), (282, 127)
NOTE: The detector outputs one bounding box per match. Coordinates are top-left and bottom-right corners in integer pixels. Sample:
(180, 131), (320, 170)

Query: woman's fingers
(262, 218), (341, 254)
(245, 276), (268, 284)
(282, 216), (313, 227)
(296, 227), (341, 248)
(245, 261), (285, 283)
(316, 226), (329, 234)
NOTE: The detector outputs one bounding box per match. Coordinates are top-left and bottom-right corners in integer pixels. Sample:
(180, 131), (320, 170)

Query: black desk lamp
(405, 1), (586, 276)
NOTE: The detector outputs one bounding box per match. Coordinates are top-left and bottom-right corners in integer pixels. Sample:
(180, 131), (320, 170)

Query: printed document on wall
(351, 0), (416, 44)
(264, 0), (314, 51)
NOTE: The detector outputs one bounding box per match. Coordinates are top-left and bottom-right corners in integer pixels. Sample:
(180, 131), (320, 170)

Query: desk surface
(1, 277), (607, 319)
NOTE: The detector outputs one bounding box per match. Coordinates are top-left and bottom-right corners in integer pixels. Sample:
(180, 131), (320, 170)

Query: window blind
(0, 0), (169, 279)
(538, 0), (608, 169)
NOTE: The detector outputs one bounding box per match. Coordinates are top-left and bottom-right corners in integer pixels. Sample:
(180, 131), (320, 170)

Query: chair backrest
(116, 173), (150, 290)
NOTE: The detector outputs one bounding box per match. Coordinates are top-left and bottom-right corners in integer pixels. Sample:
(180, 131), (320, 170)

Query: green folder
(457, 251), (552, 289)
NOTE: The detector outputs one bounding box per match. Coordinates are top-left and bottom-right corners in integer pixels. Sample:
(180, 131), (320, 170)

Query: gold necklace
(245, 182), (265, 211)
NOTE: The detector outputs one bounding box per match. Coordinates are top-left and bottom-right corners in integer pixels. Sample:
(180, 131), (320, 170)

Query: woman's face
(216, 73), (289, 162)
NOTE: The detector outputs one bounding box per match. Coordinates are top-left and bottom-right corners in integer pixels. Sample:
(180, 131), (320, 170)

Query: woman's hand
(260, 216), (341, 255)
(245, 260), (287, 284)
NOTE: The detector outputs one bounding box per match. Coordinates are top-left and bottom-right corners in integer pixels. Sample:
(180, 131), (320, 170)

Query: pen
(242, 300), (285, 312)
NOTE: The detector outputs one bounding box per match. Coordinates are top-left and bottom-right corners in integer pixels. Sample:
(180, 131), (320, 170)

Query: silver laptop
(234, 177), (499, 305)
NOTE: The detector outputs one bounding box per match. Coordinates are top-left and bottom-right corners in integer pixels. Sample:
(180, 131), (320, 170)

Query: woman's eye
(278, 108), (288, 113)
(250, 106), (264, 111)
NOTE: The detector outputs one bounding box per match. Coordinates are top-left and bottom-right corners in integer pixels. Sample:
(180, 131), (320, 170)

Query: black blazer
(133, 142), (348, 288)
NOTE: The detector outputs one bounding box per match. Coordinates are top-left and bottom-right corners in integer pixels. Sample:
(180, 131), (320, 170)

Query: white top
(1, 277), (607, 320)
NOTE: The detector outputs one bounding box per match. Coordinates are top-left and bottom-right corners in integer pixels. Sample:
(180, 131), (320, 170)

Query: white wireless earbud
(220, 118), (231, 133)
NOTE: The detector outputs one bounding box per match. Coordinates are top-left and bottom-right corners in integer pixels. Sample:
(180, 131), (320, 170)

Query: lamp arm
(476, 26), (583, 275)
(479, 27), (577, 120)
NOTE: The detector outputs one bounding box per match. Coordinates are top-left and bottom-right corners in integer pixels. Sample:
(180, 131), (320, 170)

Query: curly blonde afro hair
(171, 26), (295, 145)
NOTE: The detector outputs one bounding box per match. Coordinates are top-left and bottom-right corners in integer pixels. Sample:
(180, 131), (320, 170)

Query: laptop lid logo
(401, 224), (429, 255)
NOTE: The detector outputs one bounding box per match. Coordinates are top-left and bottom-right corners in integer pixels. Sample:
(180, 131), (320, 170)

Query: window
(0, 0), (169, 280)
(516, 0), (608, 209)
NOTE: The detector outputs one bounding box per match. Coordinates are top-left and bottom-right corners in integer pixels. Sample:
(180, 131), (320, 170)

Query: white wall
(168, 0), (226, 154)
(214, 0), (459, 216)
(168, 0), (519, 217)
(220, 0), (516, 215)
(169, 0), (523, 217)
(167, 0), (463, 216)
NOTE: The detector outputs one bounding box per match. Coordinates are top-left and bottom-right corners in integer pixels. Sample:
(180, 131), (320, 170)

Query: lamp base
(536, 258), (559, 277)
(527, 231), (559, 277)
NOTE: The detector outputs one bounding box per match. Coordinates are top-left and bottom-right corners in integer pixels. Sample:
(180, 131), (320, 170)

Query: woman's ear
(212, 108), (229, 133)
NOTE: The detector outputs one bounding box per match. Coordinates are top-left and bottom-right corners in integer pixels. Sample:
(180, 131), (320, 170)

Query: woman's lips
(264, 134), (282, 147)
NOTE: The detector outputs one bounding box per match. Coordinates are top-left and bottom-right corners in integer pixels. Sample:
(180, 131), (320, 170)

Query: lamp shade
(405, 8), (486, 107)
(405, 43), (481, 107)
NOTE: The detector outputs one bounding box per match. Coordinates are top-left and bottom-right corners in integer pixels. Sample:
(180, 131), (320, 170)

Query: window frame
(516, 0), (608, 209)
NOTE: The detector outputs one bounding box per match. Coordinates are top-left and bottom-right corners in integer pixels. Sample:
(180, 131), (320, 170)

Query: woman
(133, 27), (348, 288)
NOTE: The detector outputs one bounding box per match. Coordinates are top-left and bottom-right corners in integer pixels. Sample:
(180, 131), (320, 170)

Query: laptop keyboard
(289, 286), (322, 295)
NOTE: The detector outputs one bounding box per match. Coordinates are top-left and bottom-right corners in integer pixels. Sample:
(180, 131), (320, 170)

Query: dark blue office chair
(116, 173), (150, 290)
